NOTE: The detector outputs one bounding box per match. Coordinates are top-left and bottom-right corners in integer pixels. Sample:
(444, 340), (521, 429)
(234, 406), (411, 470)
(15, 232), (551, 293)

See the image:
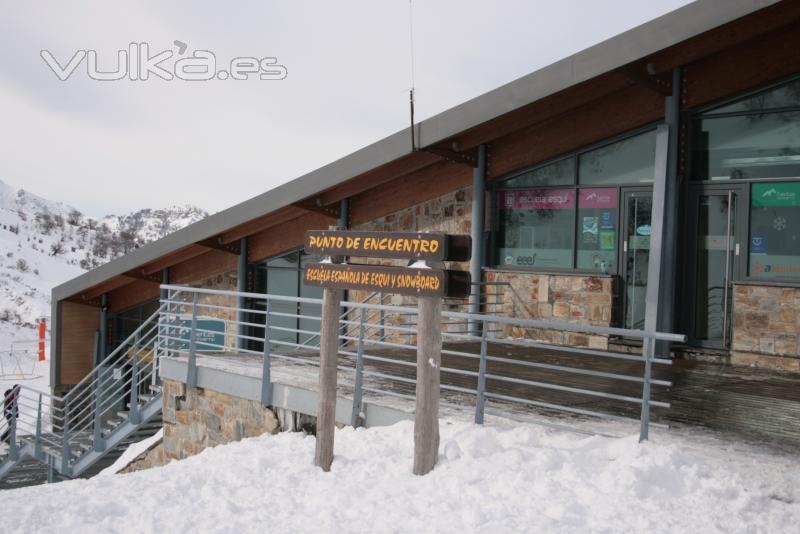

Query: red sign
(500, 189), (574, 210)
(579, 188), (617, 209)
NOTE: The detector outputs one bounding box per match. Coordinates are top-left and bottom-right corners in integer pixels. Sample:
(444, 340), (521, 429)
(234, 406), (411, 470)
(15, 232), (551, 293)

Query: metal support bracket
(618, 63), (672, 96)
(422, 146), (478, 168)
(292, 198), (341, 219)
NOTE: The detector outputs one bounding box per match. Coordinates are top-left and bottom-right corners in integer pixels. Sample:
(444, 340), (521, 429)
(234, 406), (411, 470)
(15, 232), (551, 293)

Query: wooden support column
(413, 296), (442, 476)
(314, 286), (341, 472)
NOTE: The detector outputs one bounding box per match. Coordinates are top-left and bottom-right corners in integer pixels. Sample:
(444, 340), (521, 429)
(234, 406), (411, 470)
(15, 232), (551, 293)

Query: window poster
(582, 216), (599, 245)
(749, 182), (800, 279)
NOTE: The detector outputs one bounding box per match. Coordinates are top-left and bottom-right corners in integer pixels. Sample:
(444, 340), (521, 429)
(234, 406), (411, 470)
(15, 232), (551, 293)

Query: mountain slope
(0, 178), (207, 329)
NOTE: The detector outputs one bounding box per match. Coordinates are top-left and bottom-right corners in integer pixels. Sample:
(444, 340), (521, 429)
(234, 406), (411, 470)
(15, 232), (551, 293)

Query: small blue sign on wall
(751, 236), (768, 254)
(169, 317), (226, 351)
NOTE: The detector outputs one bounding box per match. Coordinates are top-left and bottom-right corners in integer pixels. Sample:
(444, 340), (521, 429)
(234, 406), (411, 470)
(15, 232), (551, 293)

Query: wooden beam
(108, 279), (161, 313)
(140, 245), (209, 276)
(220, 206), (308, 245)
(79, 276), (137, 302)
(196, 235), (241, 255)
(316, 151), (441, 206)
(349, 159), (472, 226)
(122, 269), (162, 284)
(249, 211), (332, 263)
(486, 82), (663, 180)
(169, 248), (238, 285)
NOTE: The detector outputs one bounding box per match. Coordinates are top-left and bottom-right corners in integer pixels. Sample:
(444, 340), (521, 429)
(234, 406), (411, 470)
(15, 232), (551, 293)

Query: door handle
(735, 243), (740, 256)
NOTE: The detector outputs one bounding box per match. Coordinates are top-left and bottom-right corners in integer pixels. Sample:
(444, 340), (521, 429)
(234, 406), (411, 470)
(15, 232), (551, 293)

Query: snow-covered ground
(2, 417), (798, 533)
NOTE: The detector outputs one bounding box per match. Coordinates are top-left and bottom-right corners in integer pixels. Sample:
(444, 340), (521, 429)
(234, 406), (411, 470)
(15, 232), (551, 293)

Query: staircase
(0, 306), (165, 489)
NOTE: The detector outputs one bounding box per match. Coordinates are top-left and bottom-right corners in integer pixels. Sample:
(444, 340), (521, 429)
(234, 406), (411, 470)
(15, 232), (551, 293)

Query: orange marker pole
(38, 319), (47, 361)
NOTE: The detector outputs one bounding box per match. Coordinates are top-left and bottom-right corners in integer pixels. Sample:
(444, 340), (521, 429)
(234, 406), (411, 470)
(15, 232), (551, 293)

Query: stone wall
(732, 284), (800, 371)
(345, 186), (474, 343)
(126, 379), (280, 470)
(485, 270), (617, 350)
(176, 270), (239, 351)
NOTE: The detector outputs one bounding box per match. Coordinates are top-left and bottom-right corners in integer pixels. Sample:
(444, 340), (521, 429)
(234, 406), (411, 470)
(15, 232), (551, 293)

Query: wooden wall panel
(170, 249), (238, 285)
(349, 160), (472, 226)
(487, 84), (664, 180)
(684, 23), (800, 109)
(249, 212), (332, 262)
(108, 279), (161, 313)
(59, 301), (100, 385)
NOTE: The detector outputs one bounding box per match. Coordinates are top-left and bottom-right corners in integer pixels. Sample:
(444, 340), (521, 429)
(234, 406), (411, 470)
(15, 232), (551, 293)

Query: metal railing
(160, 284), (685, 441)
(1, 306), (165, 481)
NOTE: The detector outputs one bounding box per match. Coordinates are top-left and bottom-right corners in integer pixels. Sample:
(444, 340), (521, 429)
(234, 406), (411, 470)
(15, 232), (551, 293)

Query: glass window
(495, 189), (575, 269)
(749, 181), (800, 280)
(578, 130), (657, 185)
(709, 79), (800, 114)
(576, 188), (618, 272)
(501, 158), (574, 188)
(693, 112), (800, 180)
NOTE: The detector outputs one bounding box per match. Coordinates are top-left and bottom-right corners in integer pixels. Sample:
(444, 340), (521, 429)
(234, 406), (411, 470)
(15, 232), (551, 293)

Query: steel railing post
(129, 332), (141, 424)
(639, 336), (654, 442)
(260, 298), (273, 405)
(47, 455), (55, 483)
(92, 331), (104, 453)
(475, 318), (489, 424)
(61, 399), (70, 473)
(187, 292), (199, 388)
(35, 393), (43, 458)
(8, 391), (18, 461)
(350, 306), (367, 427)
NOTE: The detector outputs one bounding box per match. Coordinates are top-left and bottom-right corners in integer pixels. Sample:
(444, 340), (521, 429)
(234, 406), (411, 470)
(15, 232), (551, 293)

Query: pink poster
(500, 189), (575, 210)
(579, 188), (617, 209)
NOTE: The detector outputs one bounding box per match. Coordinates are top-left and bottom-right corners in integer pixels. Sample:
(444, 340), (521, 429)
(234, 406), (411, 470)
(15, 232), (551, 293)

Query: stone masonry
(732, 284), (800, 372)
(124, 379), (280, 471)
(485, 270), (617, 350)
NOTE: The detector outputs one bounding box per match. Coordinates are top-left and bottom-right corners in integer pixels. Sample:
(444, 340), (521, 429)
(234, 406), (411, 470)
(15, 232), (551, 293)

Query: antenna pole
(410, 88), (416, 151)
(408, 0), (416, 151)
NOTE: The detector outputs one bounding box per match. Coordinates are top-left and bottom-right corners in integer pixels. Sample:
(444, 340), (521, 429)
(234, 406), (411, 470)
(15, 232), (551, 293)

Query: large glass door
(621, 190), (653, 330)
(687, 186), (745, 349)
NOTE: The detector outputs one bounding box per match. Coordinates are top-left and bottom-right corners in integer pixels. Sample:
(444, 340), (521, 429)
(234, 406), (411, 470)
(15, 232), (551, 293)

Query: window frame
(687, 75), (800, 284)
(490, 125), (658, 275)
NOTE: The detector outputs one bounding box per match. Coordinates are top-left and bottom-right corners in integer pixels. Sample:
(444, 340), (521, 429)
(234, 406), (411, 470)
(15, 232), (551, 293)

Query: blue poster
(167, 318), (226, 351)
(751, 236), (768, 254)
(600, 211), (615, 229)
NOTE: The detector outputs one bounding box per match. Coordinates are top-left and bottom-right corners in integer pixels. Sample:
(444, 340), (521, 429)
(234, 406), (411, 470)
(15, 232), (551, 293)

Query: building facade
(51, 0), (800, 398)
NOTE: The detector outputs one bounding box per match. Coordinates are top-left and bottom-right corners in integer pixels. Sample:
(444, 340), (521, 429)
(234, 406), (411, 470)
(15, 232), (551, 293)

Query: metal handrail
(160, 284), (686, 441)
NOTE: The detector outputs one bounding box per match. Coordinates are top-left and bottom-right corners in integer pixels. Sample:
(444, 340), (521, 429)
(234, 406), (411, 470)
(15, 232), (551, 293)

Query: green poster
(751, 182), (800, 207)
(600, 230), (615, 250)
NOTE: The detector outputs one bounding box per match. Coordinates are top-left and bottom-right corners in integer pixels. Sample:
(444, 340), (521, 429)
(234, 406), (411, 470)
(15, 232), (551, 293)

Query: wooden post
(314, 286), (341, 471)
(413, 296), (442, 476)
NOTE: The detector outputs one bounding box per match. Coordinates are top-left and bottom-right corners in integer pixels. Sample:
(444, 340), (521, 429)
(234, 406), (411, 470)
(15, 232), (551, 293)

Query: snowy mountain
(0, 178), (207, 329)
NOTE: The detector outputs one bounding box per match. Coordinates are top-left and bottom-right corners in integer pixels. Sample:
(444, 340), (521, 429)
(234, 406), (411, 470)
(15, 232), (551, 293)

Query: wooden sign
(305, 230), (471, 262)
(304, 263), (470, 298)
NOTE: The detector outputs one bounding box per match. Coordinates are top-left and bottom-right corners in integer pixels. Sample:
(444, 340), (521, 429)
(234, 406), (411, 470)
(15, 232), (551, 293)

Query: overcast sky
(1, 0), (692, 217)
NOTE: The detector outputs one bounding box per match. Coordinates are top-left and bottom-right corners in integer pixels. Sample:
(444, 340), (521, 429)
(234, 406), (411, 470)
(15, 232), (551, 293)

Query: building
(51, 0), (800, 400)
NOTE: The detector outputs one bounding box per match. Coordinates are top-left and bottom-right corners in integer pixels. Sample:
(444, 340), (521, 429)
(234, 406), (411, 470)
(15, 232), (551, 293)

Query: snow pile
(99, 429), (164, 476)
(3, 420), (798, 533)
